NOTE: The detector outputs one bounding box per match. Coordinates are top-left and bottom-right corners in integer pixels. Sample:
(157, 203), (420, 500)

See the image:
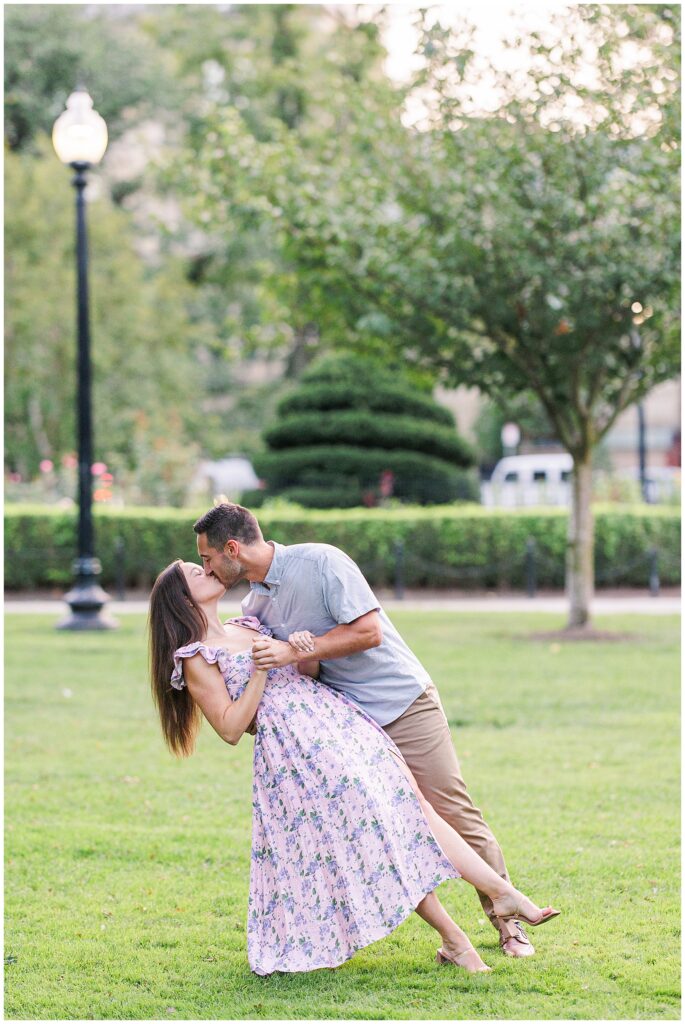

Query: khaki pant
(383, 679), (508, 927)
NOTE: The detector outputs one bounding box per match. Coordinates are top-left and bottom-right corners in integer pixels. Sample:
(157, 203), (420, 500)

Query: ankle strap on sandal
(497, 918), (524, 941)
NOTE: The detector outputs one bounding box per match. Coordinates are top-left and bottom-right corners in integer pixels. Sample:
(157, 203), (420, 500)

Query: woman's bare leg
(390, 751), (547, 921)
(414, 890), (470, 949)
(424, 802), (510, 897)
(414, 891), (490, 972)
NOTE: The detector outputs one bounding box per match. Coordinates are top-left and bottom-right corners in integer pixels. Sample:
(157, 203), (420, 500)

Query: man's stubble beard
(216, 554), (247, 589)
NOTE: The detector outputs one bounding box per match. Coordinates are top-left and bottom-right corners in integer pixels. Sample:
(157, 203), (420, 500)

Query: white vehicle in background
(481, 453), (573, 507)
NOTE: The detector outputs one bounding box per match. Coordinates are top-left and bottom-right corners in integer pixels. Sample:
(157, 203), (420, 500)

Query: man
(193, 502), (533, 958)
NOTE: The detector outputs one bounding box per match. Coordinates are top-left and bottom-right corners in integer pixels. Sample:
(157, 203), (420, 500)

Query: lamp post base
(57, 558), (118, 630)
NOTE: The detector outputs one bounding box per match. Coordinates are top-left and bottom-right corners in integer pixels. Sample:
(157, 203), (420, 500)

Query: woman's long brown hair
(148, 560), (206, 757)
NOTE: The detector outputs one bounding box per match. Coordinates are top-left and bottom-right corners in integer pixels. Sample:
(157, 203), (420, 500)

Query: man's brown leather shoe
(498, 919), (535, 957)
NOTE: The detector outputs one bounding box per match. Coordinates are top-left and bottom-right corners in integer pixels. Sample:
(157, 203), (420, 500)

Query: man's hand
(251, 636), (298, 670)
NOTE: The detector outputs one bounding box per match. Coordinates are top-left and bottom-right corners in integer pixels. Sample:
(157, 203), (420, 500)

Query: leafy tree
(250, 355), (477, 508)
(397, 5), (680, 628)
(158, 4), (396, 363)
(187, 5), (679, 626)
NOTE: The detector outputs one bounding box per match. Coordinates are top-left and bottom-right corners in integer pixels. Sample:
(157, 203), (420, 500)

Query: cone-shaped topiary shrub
(250, 355), (478, 507)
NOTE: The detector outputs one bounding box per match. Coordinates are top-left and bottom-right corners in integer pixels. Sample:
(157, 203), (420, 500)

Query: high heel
(492, 890), (561, 928)
(436, 946), (492, 973)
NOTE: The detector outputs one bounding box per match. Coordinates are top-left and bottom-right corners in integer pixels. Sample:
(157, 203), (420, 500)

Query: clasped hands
(251, 630), (316, 671)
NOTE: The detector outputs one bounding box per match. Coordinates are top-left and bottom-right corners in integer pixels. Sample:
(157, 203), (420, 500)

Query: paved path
(5, 592), (680, 615)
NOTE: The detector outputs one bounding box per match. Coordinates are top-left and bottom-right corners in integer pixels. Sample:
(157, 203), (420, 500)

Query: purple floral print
(172, 617), (458, 976)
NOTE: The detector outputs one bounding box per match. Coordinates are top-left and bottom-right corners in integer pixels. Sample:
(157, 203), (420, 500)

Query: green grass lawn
(5, 611), (680, 1020)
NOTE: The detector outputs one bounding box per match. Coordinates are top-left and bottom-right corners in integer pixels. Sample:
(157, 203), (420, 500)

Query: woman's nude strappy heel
(491, 890), (561, 928)
(436, 946), (492, 973)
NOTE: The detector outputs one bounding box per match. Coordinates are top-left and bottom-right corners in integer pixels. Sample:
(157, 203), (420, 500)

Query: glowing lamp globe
(52, 89), (108, 166)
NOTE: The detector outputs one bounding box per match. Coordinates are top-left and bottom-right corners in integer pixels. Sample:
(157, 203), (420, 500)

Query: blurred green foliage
(4, 5), (399, 496)
(4, 139), (204, 498)
(4, 5), (180, 152)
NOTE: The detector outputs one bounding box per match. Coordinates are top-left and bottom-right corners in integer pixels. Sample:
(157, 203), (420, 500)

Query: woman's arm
(183, 653), (267, 746)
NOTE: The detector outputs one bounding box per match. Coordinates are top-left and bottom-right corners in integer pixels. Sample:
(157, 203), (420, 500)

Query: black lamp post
(53, 88), (117, 630)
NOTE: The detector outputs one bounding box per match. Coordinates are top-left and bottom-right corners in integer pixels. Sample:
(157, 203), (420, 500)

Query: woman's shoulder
(171, 641), (230, 689)
(173, 639), (222, 657)
(224, 615), (273, 637)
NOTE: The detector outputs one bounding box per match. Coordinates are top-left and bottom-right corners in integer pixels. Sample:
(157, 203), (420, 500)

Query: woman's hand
(288, 630), (316, 654)
(252, 636), (296, 669)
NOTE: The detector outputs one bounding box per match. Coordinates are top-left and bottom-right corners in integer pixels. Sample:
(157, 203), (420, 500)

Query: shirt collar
(250, 541), (285, 594)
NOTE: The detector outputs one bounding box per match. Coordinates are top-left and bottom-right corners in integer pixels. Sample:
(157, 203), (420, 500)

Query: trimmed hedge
(264, 411), (473, 464)
(277, 381), (456, 426)
(258, 354), (475, 508)
(245, 467), (480, 509)
(253, 447), (477, 505)
(5, 504), (680, 591)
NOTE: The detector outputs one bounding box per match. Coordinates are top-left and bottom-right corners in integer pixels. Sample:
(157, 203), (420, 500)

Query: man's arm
(296, 657), (321, 679)
(252, 610), (382, 670)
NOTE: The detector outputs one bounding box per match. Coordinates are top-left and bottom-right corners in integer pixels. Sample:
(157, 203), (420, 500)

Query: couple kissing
(148, 502), (559, 977)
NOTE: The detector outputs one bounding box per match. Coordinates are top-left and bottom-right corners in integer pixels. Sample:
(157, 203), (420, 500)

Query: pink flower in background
(39, 460), (54, 473)
(380, 469), (395, 498)
(62, 454), (78, 469)
(91, 462), (107, 476)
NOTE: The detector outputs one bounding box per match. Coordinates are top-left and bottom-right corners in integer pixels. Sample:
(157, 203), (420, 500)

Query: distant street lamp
(501, 422), (520, 456)
(53, 88), (117, 630)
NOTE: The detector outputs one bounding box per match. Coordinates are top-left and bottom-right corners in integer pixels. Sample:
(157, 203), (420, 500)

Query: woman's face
(181, 561), (226, 604)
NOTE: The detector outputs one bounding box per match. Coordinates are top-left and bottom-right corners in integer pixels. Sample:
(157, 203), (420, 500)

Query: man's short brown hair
(193, 503), (261, 550)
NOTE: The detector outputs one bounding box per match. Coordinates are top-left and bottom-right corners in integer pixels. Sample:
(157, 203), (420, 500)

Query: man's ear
(224, 539), (240, 559)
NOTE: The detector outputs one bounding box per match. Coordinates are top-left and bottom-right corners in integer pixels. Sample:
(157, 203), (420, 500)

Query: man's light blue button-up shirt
(241, 541), (430, 726)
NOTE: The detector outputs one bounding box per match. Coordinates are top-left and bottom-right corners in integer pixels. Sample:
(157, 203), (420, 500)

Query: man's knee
(418, 782), (488, 837)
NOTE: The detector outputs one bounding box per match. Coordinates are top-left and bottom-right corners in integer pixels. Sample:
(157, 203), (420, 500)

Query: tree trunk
(565, 451), (594, 628)
(28, 395), (52, 461)
(284, 322), (319, 378)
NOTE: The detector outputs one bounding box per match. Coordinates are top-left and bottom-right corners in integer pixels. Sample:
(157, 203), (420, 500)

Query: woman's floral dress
(172, 616), (458, 976)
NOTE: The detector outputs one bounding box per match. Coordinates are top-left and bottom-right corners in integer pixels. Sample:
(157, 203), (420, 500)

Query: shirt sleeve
(320, 547), (381, 625)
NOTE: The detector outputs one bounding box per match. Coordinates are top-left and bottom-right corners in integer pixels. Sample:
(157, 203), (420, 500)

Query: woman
(149, 560), (559, 977)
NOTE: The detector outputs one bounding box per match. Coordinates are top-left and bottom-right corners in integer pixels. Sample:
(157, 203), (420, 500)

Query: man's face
(196, 532), (245, 589)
